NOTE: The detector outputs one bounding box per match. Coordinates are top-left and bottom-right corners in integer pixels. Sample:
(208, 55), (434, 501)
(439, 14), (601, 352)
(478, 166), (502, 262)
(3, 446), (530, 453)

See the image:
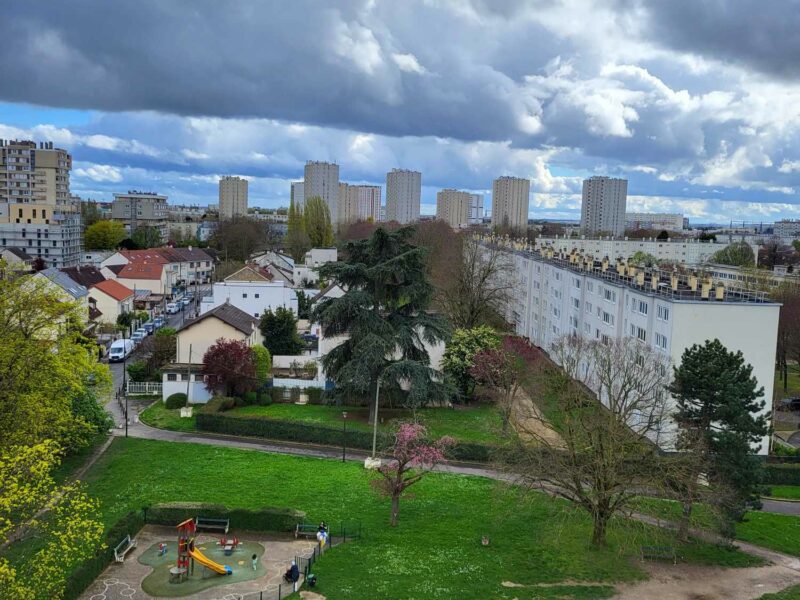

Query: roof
(38, 267), (88, 299)
(117, 261), (164, 280)
(2, 247), (32, 261)
(92, 278), (134, 301)
(60, 266), (106, 288)
(224, 264), (272, 282)
(178, 302), (258, 335)
(88, 304), (103, 320)
(159, 247), (214, 262)
(106, 264), (126, 275)
(311, 282), (343, 303)
(120, 249), (169, 264)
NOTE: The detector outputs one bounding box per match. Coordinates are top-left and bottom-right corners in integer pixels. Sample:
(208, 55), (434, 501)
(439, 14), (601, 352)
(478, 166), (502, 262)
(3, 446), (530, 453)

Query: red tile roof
(92, 278), (135, 301)
(117, 261), (164, 280)
(120, 250), (169, 264)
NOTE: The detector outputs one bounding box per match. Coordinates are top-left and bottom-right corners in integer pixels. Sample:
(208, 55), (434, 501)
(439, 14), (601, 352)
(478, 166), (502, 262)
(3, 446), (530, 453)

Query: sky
(2, 0), (800, 223)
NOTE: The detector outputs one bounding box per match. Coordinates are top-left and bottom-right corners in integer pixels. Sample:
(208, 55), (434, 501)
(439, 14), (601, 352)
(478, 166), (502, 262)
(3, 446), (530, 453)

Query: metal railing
(126, 381), (163, 395)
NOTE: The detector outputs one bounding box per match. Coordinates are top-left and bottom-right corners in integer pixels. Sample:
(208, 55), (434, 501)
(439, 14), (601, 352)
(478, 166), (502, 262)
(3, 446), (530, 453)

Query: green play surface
(139, 539), (265, 597)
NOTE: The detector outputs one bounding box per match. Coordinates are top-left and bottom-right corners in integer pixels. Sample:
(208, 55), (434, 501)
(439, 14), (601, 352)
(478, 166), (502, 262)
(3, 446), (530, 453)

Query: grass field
(50, 438), (763, 599)
(767, 486), (800, 500)
(138, 401), (198, 432)
(757, 584), (800, 599)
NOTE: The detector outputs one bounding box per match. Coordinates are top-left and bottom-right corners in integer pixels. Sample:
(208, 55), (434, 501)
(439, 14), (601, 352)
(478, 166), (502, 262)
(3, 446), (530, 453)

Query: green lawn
(767, 486), (800, 500)
(138, 401), (198, 432)
(757, 584), (800, 599)
(226, 403), (503, 445)
(41, 438), (762, 600)
(775, 368), (800, 399)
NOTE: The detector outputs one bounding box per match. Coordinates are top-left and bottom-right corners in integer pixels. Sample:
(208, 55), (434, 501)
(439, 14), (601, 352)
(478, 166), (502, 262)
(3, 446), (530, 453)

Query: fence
(127, 381), (163, 395)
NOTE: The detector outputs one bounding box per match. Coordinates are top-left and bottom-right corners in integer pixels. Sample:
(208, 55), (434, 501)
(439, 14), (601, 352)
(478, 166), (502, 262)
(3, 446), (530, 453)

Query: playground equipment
(173, 518), (232, 583)
(218, 535), (240, 556)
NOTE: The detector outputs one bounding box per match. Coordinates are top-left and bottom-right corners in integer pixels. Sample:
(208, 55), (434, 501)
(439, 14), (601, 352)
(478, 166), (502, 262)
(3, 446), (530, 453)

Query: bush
(145, 502), (304, 532)
(765, 464), (800, 485)
(165, 393), (187, 409)
(256, 391), (272, 406)
(306, 387), (325, 405)
(199, 396), (237, 414)
(126, 361), (149, 382)
(243, 391), (258, 405)
(252, 345), (272, 383)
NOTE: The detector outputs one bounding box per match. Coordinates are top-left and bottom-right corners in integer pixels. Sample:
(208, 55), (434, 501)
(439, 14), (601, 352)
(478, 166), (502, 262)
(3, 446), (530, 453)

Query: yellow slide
(189, 547), (232, 575)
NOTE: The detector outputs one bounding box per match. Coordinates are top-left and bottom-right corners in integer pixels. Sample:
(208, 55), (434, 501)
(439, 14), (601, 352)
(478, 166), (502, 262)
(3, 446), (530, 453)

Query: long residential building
(436, 189), (472, 229)
(580, 176), (627, 236)
(338, 183), (381, 225)
(535, 236), (733, 266)
(219, 176), (248, 219)
(304, 161), (339, 222)
(487, 236), (777, 454)
(111, 191), (168, 241)
(492, 176), (529, 231)
(774, 219), (800, 239)
(0, 139), (82, 267)
(385, 168), (421, 224)
(625, 212), (685, 232)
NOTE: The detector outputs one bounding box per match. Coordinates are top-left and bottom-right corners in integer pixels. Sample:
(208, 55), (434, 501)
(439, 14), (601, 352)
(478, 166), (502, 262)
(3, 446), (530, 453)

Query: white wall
(162, 374), (212, 404)
(201, 280), (298, 319)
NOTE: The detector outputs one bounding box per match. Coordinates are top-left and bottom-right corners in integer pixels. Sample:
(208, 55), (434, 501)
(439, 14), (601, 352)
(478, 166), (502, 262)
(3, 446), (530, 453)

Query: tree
(259, 306), (303, 356)
(303, 196), (334, 248)
(131, 225), (162, 249)
(759, 238), (796, 269)
(31, 257), (46, 272)
(712, 241), (755, 267)
(80, 200), (102, 228)
(148, 328), (177, 375)
(84, 220), (126, 250)
(0, 441), (105, 600)
(513, 336), (671, 546)
(793, 240), (800, 254)
(296, 290), (313, 320)
(372, 423), (453, 526)
(470, 336), (540, 434)
(313, 227), (452, 421)
(438, 236), (513, 329)
(210, 218), (267, 262)
(252, 345), (272, 385)
(629, 251), (659, 267)
(201, 339), (257, 397)
(286, 199), (311, 262)
(669, 339), (769, 538)
(773, 284), (800, 391)
(441, 326), (501, 399)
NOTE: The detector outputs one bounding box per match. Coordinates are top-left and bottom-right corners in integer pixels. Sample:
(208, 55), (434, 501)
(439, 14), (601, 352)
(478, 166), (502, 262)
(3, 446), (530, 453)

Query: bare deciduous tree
(509, 335), (672, 546)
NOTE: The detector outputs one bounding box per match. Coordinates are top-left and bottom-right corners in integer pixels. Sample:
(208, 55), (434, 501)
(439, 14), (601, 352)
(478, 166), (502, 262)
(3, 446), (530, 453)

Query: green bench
(114, 534), (137, 563)
(640, 545), (676, 564)
(295, 522), (323, 539)
(195, 516), (229, 534)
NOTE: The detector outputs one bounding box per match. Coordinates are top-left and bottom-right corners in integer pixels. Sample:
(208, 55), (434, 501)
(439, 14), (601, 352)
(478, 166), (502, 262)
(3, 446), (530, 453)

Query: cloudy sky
(2, 0), (800, 223)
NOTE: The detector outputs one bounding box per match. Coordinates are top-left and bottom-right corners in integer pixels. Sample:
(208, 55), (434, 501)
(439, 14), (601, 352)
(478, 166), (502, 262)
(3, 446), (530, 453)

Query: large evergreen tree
(313, 227), (451, 421)
(669, 339), (769, 537)
(303, 196), (334, 248)
(286, 198), (311, 262)
(259, 306), (303, 356)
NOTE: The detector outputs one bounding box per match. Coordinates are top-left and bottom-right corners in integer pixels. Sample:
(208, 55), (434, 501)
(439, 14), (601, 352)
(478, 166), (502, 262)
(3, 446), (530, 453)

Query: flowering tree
(201, 338), (257, 397)
(470, 336), (540, 434)
(372, 423), (454, 526)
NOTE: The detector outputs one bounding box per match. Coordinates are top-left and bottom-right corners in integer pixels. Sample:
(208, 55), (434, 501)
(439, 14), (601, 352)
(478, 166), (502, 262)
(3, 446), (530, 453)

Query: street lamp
(342, 411), (348, 462)
(122, 329), (129, 438)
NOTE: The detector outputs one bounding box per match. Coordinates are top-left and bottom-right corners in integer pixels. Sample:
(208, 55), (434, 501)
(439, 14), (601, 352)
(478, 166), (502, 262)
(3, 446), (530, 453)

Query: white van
(166, 302), (179, 314)
(108, 339), (135, 363)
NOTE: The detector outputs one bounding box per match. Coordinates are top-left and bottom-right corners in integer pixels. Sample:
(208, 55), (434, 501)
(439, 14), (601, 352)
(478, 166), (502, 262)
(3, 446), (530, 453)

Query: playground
(80, 524), (318, 600)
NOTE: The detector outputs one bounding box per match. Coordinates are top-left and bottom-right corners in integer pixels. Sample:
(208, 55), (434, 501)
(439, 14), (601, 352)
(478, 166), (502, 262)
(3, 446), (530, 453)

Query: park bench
(295, 522), (324, 539)
(114, 535), (137, 563)
(195, 517), (229, 534)
(640, 545), (676, 564)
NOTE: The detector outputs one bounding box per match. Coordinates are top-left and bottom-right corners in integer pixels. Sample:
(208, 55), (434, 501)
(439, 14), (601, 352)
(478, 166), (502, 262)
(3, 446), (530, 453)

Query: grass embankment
(60, 438), (763, 599)
(767, 486), (800, 500)
(138, 401), (197, 432)
(757, 585), (800, 599)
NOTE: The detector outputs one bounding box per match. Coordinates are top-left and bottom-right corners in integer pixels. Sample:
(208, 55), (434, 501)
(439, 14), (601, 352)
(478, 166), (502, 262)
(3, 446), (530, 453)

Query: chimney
(636, 271), (645, 287)
(601, 257), (609, 272)
(651, 272), (660, 291)
(701, 278), (712, 299)
(688, 273), (698, 292)
(715, 283), (725, 300)
(671, 273), (679, 291)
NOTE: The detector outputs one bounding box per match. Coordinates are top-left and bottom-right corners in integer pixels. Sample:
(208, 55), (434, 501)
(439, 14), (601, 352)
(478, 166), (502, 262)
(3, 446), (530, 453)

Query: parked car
(166, 302), (179, 314)
(181, 297), (192, 307)
(780, 397), (800, 412)
(131, 328), (147, 343)
(108, 339), (135, 363)
(144, 322), (155, 334)
(153, 316), (165, 328)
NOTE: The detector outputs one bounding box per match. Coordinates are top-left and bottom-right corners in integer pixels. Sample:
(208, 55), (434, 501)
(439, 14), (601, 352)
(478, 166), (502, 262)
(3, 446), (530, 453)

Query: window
(602, 311), (614, 325)
(657, 305), (670, 321)
(630, 324), (636, 336)
(573, 277), (581, 289)
(255, 293), (260, 298)
(569, 315), (579, 329)
(181, 374), (189, 382)
(587, 281), (594, 293)
(552, 306), (561, 318)
(585, 301), (592, 314)
(637, 300), (648, 315)
(572, 297), (580, 309)
(636, 327), (647, 342)
(655, 332), (668, 349)
(242, 293), (248, 298)
(167, 373), (177, 381)
(584, 322), (591, 334)
(601, 334), (611, 345)
(603, 289), (616, 303)
(254, 313), (259, 317)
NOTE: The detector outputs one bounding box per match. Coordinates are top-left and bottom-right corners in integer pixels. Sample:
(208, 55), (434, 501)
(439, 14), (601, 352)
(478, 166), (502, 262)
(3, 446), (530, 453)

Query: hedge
(165, 392), (187, 409)
(195, 412), (494, 463)
(145, 502), (304, 533)
(764, 464), (800, 485)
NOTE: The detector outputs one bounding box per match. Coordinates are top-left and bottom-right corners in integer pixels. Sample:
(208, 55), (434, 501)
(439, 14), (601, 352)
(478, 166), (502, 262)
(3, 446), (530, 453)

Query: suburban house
(293, 248), (337, 286)
(0, 247), (33, 270)
(114, 260), (168, 295)
(199, 264), (298, 318)
(89, 279), (134, 325)
(34, 267), (91, 329)
(162, 302), (264, 404)
(101, 247), (215, 294)
(60, 265), (106, 289)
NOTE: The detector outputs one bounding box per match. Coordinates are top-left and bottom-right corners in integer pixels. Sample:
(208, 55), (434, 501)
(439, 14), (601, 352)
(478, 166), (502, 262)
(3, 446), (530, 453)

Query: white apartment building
(492, 176), (529, 231)
(290, 181), (305, 210)
(200, 265), (298, 318)
(385, 169), (421, 224)
(219, 176), (248, 219)
(436, 189), (472, 229)
(625, 212), (685, 232)
(490, 239), (778, 454)
(469, 194), (484, 225)
(774, 220), (800, 239)
(338, 183), (381, 225)
(111, 191), (168, 240)
(535, 236), (731, 266)
(580, 176), (627, 236)
(304, 161), (339, 221)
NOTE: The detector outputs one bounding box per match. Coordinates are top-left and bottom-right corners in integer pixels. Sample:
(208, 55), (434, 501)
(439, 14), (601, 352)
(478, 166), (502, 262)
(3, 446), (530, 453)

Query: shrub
(256, 391), (272, 406)
(165, 393), (187, 409)
(126, 361), (149, 382)
(252, 345), (272, 383)
(145, 502), (304, 532)
(200, 396), (237, 414)
(303, 361), (318, 379)
(243, 391), (258, 405)
(306, 387), (325, 405)
(764, 464), (800, 485)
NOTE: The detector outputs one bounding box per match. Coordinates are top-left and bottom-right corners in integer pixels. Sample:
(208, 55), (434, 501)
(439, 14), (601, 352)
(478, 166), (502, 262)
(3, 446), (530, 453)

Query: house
(60, 265), (106, 289)
(101, 247), (215, 294)
(310, 283), (345, 307)
(0, 247), (33, 270)
(199, 264), (298, 318)
(90, 279), (134, 325)
(79, 250), (114, 267)
(114, 260), (168, 295)
(162, 302), (264, 404)
(34, 267), (91, 329)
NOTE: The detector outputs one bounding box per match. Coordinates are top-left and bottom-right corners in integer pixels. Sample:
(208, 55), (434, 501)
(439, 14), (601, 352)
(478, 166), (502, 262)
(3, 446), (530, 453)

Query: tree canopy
(442, 325), (501, 399)
(286, 199), (311, 262)
(303, 196), (334, 248)
(84, 220), (126, 250)
(711, 241), (754, 267)
(131, 225), (162, 249)
(201, 338), (257, 397)
(259, 306), (303, 356)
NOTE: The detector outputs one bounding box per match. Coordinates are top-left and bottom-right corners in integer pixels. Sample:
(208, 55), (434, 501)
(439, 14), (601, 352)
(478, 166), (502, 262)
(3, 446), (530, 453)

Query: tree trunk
(678, 482), (695, 542)
(368, 379), (379, 426)
(390, 494), (400, 527)
(591, 513), (608, 547)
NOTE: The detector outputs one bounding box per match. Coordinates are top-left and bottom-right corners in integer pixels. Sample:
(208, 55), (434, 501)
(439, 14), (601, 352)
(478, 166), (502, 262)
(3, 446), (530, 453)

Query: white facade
(304, 161), (339, 221)
(338, 183), (381, 225)
(580, 176), (627, 236)
(290, 181), (305, 210)
(219, 176), (248, 219)
(535, 236), (731, 266)
(385, 169), (421, 224)
(111, 192), (168, 240)
(469, 194), (484, 225)
(774, 220), (800, 239)
(491, 176), (529, 230)
(201, 279), (298, 318)
(494, 242), (778, 454)
(625, 212), (685, 232)
(436, 189), (472, 229)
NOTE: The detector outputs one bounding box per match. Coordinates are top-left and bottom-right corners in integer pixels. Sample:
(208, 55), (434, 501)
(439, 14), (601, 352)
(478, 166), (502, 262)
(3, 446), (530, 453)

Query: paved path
(762, 498), (800, 516)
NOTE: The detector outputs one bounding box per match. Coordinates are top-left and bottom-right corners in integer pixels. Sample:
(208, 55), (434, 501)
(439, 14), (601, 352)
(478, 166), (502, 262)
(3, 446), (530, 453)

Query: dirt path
(612, 563), (800, 600)
(510, 387), (562, 447)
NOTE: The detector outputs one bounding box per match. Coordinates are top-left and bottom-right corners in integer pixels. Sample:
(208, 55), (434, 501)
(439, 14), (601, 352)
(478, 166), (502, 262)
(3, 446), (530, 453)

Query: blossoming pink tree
(372, 423), (454, 526)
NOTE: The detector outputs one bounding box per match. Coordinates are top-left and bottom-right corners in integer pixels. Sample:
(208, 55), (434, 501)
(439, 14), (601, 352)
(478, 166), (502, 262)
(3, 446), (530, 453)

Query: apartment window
(655, 332), (668, 349)
(573, 277), (581, 289)
(637, 300), (648, 315)
(18, 208), (22, 218)
(584, 322), (591, 334)
(630, 324), (636, 336)
(601, 334), (611, 345)
(585, 301), (592, 314)
(255, 293), (260, 298)
(602, 311), (614, 325)
(242, 293), (248, 298)
(554, 272), (561, 281)
(534, 281), (540, 290)
(181, 374), (189, 382)
(657, 305), (670, 321)
(636, 327), (647, 342)
(552, 306), (561, 318)
(587, 281), (594, 293)
(603, 289), (616, 303)
(167, 373), (177, 382)
(572, 297), (580, 309)
(596, 328), (600, 339)
(569, 315), (579, 329)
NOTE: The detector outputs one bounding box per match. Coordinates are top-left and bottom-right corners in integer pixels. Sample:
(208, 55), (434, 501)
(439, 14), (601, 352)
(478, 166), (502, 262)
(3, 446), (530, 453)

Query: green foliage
(296, 289), (313, 319)
(116, 312), (133, 329)
(164, 393), (187, 409)
(156, 326), (177, 337)
(314, 227), (452, 410)
(243, 391), (258, 405)
(138, 401), (196, 432)
(131, 225), (162, 249)
(83, 220), (126, 250)
(303, 196), (334, 248)
(259, 306), (303, 355)
(793, 240), (800, 254)
(286, 198), (311, 263)
(145, 502), (304, 532)
(712, 241), (755, 266)
(71, 390), (113, 434)
(252, 345), (272, 383)
(126, 361), (149, 382)
(199, 396), (238, 414)
(764, 464), (800, 486)
(629, 251), (659, 267)
(442, 326), (501, 399)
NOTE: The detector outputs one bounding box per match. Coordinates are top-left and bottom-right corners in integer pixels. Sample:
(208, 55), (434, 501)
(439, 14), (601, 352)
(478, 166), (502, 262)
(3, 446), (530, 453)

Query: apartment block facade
(385, 168), (421, 224)
(290, 181), (305, 210)
(625, 212), (685, 232)
(491, 239), (777, 453)
(580, 176), (627, 236)
(111, 191), (168, 240)
(436, 189), (472, 229)
(304, 161), (339, 221)
(338, 183), (381, 225)
(491, 176), (529, 230)
(219, 175), (248, 219)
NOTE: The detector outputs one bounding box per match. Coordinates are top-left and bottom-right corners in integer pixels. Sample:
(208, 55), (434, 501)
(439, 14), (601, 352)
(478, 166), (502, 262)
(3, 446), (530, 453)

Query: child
(251, 553), (258, 571)
(158, 542), (167, 557)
